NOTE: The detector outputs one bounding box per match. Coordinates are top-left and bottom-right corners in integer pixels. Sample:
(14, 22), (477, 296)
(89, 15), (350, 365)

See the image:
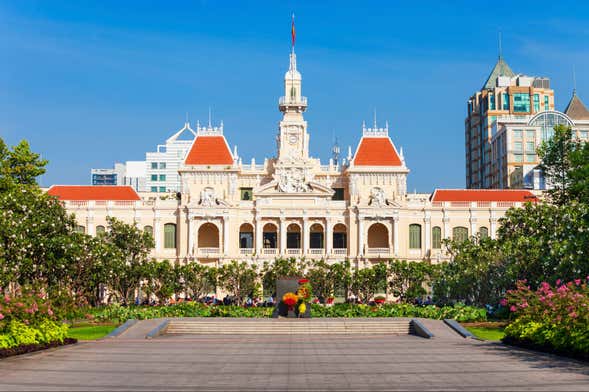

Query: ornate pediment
(254, 179), (334, 198)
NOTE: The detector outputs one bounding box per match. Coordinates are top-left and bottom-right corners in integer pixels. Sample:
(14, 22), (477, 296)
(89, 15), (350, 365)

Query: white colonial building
(49, 46), (538, 267)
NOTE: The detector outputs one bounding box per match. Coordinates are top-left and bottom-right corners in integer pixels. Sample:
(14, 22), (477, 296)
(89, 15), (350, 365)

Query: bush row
(82, 302), (487, 322)
(0, 320), (69, 349)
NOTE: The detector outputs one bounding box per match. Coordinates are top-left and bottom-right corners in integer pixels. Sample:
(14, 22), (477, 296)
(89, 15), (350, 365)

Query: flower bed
(0, 292), (71, 352)
(81, 302), (487, 323)
(503, 279), (589, 361)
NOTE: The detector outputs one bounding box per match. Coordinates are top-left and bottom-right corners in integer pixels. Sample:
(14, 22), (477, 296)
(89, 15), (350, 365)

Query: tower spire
(573, 64), (577, 96)
(291, 13), (296, 53)
(498, 30), (502, 59)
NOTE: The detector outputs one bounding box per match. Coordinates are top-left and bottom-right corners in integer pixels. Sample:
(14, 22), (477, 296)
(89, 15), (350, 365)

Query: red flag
(291, 14), (296, 47)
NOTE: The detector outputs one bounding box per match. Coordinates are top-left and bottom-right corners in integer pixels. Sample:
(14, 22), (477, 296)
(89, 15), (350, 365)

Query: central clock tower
(276, 48), (310, 163)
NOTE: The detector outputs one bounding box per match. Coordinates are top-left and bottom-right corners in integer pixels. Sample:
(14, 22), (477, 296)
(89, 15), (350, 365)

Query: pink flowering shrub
(0, 291), (68, 349)
(0, 291), (58, 327)
(504, 278), (589, 357)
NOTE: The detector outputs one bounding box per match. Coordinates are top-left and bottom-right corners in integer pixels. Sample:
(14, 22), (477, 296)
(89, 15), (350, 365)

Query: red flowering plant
(282, 292), (299, 310)
(503, 278), (589, 356)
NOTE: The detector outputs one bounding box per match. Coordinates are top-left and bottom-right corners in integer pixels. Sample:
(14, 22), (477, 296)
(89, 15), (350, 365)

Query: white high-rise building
(145, 122), (196, 193)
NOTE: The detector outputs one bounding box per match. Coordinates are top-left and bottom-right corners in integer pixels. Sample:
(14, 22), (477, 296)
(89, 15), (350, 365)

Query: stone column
(357, 215), (364, 257)
(326, 219), (333, 256)
(223, 215), (230, 256)
(154, 216), (162, 252)
(86, 216), (95, 236)
(302, 217), (309, 255)
(188, 217), (195, 256)
(279, 217), (286, 255)
(490, 203), (497, 239)
(424, 212), (431, 255)
(393, 215), (399, 256)
(470, 202), (477, 237)
(442, 211), (450, 239)
(255, 217), (263, 256)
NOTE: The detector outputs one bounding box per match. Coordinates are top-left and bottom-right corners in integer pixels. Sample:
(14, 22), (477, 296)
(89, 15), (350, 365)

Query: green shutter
(432, 226), (441, 249)
(164, 224), (176, 248)
(409, 224), (421, 249)
(453, 227), (468, 242)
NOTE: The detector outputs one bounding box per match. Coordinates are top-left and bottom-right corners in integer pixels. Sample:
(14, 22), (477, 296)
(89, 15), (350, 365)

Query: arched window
(164, 223), (177, 249)
(333, 224), (347, 249)
(75, 225), (85, 234)
(309, 223), (324, 249)
(239, 223), (254, 249)
(409, 224), (422, 249)
(96, 225), (106, 235)
(432, 226), (442, 249)
(143, 225), (153, 236)
(453, 226), (469, 243)
(479, 226), (489, 239)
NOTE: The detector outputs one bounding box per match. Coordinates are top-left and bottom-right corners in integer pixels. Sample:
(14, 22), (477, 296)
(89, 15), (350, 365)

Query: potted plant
(374, 295), (386, 305)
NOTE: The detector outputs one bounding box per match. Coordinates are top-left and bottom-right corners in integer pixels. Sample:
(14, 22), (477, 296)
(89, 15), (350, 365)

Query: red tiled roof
(353, 137), (402, 166)
(47, 186), (140, 201)
(431, 189), (537, 202)
(184, 136), (233, 165)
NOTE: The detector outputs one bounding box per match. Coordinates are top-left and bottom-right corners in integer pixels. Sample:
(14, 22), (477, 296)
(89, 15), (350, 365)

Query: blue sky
(1, 0), (588, 192)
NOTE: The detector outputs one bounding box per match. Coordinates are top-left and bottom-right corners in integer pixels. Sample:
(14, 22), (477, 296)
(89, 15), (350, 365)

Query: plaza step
(164, 319), (415, 335)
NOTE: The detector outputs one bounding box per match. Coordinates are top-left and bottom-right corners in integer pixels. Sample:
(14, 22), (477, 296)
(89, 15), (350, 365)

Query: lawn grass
(466, 326), (505, 341)
(67, 325), (117, 340)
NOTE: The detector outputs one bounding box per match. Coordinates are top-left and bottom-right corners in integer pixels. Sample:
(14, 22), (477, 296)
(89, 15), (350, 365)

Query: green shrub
(82, 302), (486, 323)
(36, 320), (69, 344)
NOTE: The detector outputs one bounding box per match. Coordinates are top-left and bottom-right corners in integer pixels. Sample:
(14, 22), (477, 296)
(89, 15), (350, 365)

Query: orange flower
(282, 292), (298, 307)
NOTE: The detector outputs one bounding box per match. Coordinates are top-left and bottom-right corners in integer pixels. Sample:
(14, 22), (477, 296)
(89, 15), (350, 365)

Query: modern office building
(91, 162), (146, 191)
(465, 55), (554, 189)
(90, 122), (196, 193)
(489, 92), (589, 189)
(145, 122), (196, 193)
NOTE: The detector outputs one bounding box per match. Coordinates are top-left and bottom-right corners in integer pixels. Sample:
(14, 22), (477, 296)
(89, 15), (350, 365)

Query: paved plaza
(0, 327), (588, 391)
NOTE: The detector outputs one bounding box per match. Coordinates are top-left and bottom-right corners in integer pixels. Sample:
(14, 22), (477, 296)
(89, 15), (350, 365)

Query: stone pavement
(0, 329), (588, 391)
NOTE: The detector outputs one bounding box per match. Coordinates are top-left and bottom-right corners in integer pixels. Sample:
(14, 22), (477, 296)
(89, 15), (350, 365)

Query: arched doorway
(262, 223), (277, 249)
(198, 223), (220, 252)
(287, 223), (301, 249)
(367, 223), (389, 249)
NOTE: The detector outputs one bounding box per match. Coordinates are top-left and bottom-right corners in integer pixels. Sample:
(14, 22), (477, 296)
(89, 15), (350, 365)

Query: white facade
(145, 123), (196, 193)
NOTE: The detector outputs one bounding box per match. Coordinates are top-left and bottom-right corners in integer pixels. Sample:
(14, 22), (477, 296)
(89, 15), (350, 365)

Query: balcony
(198, 248), (220, 256)
(262, 248), (278, 256)
(332, 248), (347, 256)
(240, 248), (254, 255)
(286, 248), (301, 255)
(279, 96), (308, 107)
(366, 248), (391, 256)
(308, 248), (324, 256)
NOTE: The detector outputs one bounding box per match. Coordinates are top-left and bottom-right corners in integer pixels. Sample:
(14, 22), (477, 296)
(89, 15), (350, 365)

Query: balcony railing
(67, 201), (88, 208)
(240, 248), (254, 255)
(332, 248), (347, 255)
(309, 248), (324, 255)
(286, 248), (301, 255)
(198, 248), (220, 256)
(367, 248), (391, 255)
(279, 96), (308, 106)
(263, 248), (278, 255)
